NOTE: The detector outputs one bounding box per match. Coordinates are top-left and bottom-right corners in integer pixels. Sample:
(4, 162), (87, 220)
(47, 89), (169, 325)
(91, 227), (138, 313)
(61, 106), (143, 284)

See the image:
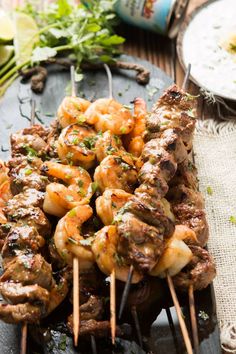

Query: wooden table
(123, 0), (235, 120)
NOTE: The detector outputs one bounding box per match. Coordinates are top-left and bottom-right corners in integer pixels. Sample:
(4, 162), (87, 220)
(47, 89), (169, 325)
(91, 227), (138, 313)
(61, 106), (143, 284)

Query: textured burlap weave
(193, 119), (236, 353)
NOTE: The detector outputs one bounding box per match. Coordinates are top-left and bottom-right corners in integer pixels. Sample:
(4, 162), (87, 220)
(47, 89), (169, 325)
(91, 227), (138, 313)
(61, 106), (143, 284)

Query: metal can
(114, 0), (189, 38)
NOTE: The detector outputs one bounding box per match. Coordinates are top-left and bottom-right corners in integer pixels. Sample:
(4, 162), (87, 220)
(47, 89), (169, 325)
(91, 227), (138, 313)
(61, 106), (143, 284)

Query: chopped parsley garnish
(77, 115), (86, 124)
(229, 215), (236, 225)
(91, 181), (98, 193)
(120, 126), (127, 134)
(72, 137), (79, 145)
(23, 145), (38, 157)
(24, 168), (33, 175)
(58, 334), (67, 351)
(68, 209), (76, 217)
(206, 186), (213, 195)
(77, 180), (84, 188)
(106, 145), (117, 155)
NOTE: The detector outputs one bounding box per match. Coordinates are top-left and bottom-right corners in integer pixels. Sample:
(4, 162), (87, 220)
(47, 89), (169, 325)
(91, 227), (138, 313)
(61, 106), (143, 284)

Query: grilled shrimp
(0, 161), (12, 223)
(57, 96), (91, 128)
(57, 124), (96, 169)
(84, 98), (134, 135)
(94, 131), (125, 162)
(124, 97), (146, 157)
(150, 225), (196, 278)
(92, 225), (142, 283)
(42, 161), (93, 217)
(94, 155), (138, 193)
(96, 189), (132, 225)
(54, 205), (94, 269)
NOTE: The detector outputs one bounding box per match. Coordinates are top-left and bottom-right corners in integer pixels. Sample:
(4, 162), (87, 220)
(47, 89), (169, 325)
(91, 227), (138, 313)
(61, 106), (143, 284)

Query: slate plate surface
(0, 55), (221, 353)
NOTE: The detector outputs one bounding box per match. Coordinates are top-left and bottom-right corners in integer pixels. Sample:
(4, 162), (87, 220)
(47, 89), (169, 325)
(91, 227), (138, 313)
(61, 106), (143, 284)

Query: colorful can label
(115, 0), (176, 35)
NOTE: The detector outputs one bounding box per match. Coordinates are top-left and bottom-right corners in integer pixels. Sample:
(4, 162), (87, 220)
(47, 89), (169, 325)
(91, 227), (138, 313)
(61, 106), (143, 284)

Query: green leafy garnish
(0, 0), (125, 97)
(23, 145), (38, 157)
(206, 186), (213, 195)
(229, 215), (236, 225)
(24, 168), (33, 175)
(91, 181), (98, 193)
(58, 333), (67, 351)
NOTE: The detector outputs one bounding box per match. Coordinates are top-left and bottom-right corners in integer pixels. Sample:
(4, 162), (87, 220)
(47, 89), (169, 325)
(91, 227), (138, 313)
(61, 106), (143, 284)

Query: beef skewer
(20, 99), (36, 354)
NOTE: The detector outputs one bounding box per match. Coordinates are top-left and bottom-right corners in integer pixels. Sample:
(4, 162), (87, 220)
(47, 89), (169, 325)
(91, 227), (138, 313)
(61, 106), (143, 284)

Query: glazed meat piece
(117, 212), (165, 272)
(125, 195), (174, 237)
(45, 119), (61, 158)
(6, 206), (51, 237)
(0, 253), (53, 290)
(0, 282), (50, 306)
(1, 225), (45, 265)
(145, 85), (196, 149)
(11, 125), (48, 156)
(169, 158), (199, 190)
(68, 319), (127, 339)
(0, 303), (42, 324)
(167, 184), (204, 209)
(172, 245), (216, 291)
(8, 156), (48, 195)
(172, 203), (209, 247)
(4, 188), (45, 214)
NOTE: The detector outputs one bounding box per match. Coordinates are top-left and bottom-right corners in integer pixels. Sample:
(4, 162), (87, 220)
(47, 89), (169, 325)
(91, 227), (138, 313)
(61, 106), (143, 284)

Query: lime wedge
(13, 12), (39, 65)
(0, 9), (14, 43)
(0, 45), (14, 67)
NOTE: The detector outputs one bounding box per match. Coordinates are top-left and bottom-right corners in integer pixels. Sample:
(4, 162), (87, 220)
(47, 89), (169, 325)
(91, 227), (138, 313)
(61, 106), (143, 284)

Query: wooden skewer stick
(166, 273), (193, 354)
(73, 257), (80, 346)
(118, 264), (134, 319)
(165, 307), (181, 354)
(20, 323), (28, 354)
(182, 63), (191, 91)
(90, 334), (97, 354)
(70, 65), (80, 346)
(20, 98), (36, 354)
(110, 268), (116, 345)
(189, 284), (199, 354)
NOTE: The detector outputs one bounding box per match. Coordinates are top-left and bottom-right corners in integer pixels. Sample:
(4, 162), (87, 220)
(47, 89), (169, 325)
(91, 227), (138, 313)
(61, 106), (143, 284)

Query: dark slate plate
(0, 55), (221, 354)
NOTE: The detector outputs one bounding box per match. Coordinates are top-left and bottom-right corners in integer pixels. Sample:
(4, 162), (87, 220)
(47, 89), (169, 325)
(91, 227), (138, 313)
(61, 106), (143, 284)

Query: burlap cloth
(193, 119), (236, 353)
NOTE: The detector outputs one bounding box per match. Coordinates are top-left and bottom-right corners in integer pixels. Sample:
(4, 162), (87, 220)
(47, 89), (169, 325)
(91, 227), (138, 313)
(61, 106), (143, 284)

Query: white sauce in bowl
(182, 0), (236, 100)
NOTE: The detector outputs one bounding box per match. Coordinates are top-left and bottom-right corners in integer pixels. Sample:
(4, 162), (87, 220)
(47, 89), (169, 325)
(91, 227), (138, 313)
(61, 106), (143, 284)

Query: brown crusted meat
(11, 125), (49, 156)
(0, 303), (42, 324)
(0, 253), (53, 290)
(172, 245), (216, 291)
(4, 188), (45, 214)
(117, 212), (165, 272)
(167, 184), (204, 210)
(1, 225), (45, 265)
(0, 282), (50, 306)
(8, 156), (48, 195)
(145, 85), (196, 149)
(172, 202), (209, 247)
(6, 206), (51, 237)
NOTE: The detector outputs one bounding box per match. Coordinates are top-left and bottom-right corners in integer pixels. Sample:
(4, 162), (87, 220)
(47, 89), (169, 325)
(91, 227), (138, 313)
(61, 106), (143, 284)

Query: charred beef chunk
(11, 125), (49, 157)
(0, 253), (53, 290)
(0, 303), (42, 324)
(4, 188), (45, 214)
(117, 212), (165, 272)
(1, 225), (45, 265)
(173, 246), (216, 291)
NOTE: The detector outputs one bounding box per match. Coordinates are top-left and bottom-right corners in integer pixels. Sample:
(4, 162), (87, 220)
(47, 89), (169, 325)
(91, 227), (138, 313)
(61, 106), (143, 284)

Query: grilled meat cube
(0, 253), (53, 290)
(125, 196), (174, 237)
(68, 318), (127, 339)
(145, 85), (196, 148)
(172, 203), (209, 247)
(0, 282), (50, 306)
(169, 158), (199, 190)
(117, 212), (165, 272)
(6, 206), (51, 237)
(11, 125), (48, 156)
(0, 303), (42, 324)
(8, 156), (48, 195)
(167, 184), (204, 209)
(1, 225), (45, 265)
(172, 245), (216, 291)
(4, 188), (45, 214)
